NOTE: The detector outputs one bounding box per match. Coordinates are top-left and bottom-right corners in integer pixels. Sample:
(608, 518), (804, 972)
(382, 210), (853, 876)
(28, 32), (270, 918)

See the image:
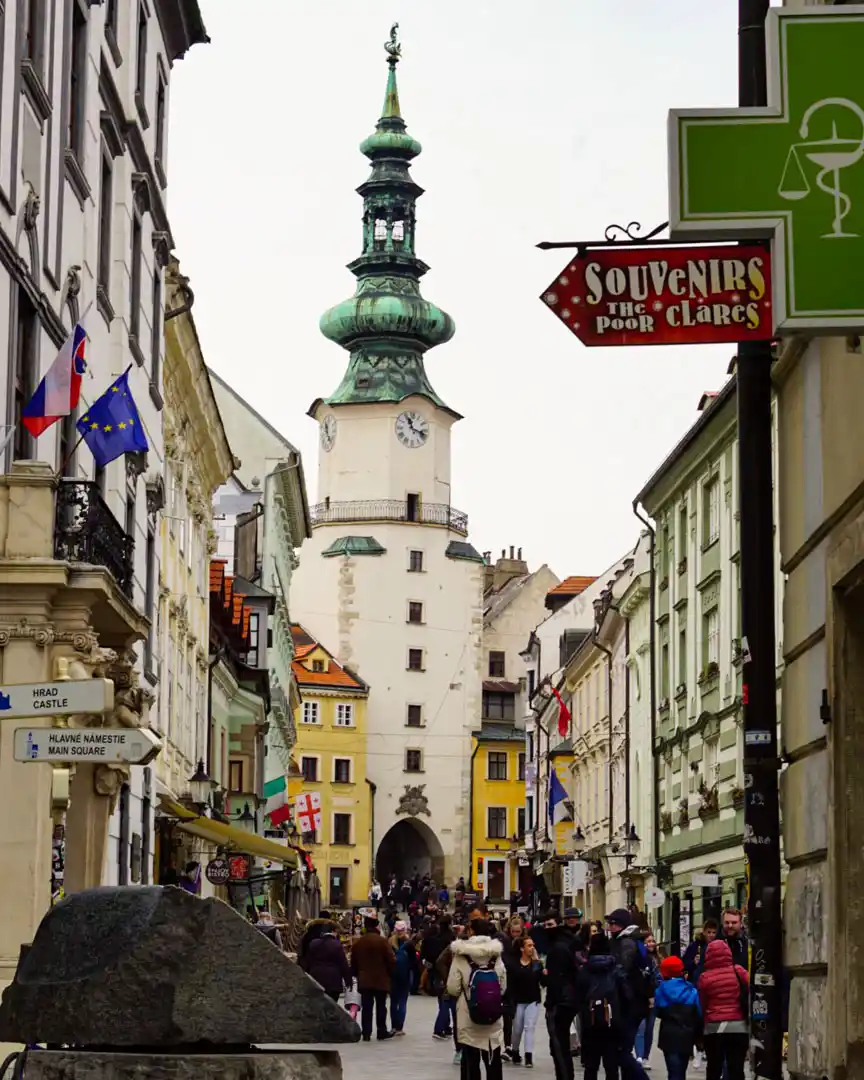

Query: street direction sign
(541, 244), (772, 346)
(13, 726), (161, 764)
(669, 5), (864, 332)
(0, 679), (113, 719)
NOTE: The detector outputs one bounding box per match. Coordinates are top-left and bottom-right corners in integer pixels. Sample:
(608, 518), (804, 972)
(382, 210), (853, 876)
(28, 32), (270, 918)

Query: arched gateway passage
(376, 818), (445, 884)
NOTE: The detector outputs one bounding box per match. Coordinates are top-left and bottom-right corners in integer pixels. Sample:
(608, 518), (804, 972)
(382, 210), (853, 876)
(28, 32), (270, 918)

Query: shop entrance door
(329, 867), (348, 908)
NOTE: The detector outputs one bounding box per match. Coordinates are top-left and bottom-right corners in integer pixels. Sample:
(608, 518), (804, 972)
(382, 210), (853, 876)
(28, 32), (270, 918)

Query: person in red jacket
(696, 940), (749, 1080)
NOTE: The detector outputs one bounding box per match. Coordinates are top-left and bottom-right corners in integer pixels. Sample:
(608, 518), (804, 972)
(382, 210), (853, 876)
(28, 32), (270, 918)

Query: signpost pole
(736, 2), (784, 1077)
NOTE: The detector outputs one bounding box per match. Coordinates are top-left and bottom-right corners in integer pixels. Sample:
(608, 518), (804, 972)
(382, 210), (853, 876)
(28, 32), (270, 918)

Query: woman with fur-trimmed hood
(446, 916), (507, 1070)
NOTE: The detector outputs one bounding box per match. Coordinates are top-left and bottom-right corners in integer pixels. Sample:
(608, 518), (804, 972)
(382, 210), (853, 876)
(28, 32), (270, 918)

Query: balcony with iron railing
(54, 480), (134, 599)
(310, 498), (468, 536)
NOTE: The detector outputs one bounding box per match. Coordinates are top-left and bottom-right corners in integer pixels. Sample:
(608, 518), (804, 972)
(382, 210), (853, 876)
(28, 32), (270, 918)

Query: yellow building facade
(471, 726), (527, 903)
(289, 626), (372, 908)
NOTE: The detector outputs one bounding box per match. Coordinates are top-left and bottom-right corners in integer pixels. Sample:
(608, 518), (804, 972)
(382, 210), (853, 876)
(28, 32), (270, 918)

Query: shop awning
(158, 794), (298, 868)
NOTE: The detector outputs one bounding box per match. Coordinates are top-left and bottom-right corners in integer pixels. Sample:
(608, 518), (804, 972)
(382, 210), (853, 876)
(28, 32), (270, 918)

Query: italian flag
(263, 775), (291, 828)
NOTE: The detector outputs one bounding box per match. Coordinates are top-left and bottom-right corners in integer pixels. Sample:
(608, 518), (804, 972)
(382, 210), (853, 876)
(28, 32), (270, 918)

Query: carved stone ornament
(63, 264), (82, 303)
(22, 187), (40, 232)
(395, 784), (430, 818)
(105, 650), (155, 727)
(94, 763), (130, 813)
(152, 230), (171, 268)
(125, 451), (148, 480)
(206, 529), (218, 555)
(146, 474), (166, 516)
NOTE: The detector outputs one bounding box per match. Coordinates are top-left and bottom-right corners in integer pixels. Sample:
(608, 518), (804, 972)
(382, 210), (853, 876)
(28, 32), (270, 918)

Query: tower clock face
(395, 411), (429, 449)
(320, 414), (337, 452)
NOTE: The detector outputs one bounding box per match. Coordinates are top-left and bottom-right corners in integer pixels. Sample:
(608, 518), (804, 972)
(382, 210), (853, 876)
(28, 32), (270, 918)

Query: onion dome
(317, 25), (457, 415)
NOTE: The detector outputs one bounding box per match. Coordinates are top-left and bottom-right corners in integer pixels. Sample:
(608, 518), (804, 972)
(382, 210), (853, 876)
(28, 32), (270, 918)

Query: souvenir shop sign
(541, 244), (772, 347)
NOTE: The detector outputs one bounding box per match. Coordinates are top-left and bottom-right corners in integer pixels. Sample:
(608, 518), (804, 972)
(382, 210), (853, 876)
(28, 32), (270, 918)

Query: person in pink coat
(696, 939), (750, 1080)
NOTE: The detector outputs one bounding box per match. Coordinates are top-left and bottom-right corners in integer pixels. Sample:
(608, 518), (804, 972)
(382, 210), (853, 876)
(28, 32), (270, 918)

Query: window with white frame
(704, 607), (720, 667)
(487, 807), (507, 839)
(333, 813), (352, 845)
(302, 701), (320, 725)
(704, 476), (721, 545)
(301, 756), (319, 782)
(335, 703), (354, 727)
(704, 737), (719, 785)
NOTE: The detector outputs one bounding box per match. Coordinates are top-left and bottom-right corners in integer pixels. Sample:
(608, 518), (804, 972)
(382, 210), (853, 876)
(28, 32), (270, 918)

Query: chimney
(492, 545), (530, 592)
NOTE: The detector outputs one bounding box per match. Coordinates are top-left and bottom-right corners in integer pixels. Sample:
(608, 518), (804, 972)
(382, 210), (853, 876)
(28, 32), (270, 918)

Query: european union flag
(76, 368), (149, 467)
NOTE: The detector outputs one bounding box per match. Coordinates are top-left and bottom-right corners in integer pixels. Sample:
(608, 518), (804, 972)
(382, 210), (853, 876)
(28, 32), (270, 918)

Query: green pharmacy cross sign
(669, 5), (864, 333)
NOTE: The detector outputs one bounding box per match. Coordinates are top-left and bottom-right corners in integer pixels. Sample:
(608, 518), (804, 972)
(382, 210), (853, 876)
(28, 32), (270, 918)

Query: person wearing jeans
(389, 921), (414, 1034)
(508, 936), (543, 1067)
(512, 1002), (541, 1066)
(634, 1009), (656, 1064)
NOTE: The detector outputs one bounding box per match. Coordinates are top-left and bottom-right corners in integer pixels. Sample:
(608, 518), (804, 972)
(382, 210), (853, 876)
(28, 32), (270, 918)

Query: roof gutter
(633, 500), (659, 900)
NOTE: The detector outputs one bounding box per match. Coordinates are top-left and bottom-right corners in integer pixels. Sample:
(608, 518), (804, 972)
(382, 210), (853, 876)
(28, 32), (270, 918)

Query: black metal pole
(737, 3), (783, 1077)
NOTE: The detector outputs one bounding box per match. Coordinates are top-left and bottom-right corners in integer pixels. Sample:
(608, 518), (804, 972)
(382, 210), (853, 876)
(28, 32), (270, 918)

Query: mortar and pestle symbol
(779, 97), (864, 238)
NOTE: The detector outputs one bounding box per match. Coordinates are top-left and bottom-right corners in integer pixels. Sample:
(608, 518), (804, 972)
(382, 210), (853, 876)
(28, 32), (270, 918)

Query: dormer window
(312, 659), (325, 673)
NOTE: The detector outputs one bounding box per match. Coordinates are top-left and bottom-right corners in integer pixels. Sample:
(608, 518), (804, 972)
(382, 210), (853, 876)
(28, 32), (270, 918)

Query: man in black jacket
(719, 907), (749, 968)
(541, 911), (580, 1080)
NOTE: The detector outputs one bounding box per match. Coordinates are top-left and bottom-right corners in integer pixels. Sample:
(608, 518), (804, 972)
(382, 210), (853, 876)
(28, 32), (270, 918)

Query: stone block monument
(0, 886), (358, 1080)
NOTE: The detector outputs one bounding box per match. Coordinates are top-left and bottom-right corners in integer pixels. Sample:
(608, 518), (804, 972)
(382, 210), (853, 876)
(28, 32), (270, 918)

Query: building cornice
(164, 263), (235, 497)
(636, 376), (738, 516)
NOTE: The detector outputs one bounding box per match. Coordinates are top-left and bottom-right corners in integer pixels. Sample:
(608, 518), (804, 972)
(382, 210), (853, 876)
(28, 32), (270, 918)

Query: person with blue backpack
(446, 916), (507, 1080)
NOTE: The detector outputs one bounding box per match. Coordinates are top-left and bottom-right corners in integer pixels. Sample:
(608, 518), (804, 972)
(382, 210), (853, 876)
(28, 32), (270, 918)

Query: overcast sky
(168, 1), (750, 578)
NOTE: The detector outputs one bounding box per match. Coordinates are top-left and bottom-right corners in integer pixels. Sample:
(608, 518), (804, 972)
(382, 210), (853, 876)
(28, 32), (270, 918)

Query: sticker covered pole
(736, 1), (784, 1077)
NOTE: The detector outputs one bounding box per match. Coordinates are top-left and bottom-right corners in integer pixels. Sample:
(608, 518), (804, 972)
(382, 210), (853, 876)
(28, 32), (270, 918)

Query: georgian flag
(22, 324), (87, 436)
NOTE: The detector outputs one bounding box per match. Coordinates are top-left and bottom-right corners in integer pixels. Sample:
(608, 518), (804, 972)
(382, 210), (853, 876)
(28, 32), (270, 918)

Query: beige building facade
(775, 331), (864, 1080)
(0, 0), (207, 1012)
(156, 260), (233, 804)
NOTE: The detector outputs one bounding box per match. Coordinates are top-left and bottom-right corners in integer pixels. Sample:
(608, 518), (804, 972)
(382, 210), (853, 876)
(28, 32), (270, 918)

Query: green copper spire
(318, 24), (457, 416)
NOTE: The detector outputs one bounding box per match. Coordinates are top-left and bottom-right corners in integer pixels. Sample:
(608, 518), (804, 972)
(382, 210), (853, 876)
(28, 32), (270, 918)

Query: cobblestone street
(304, 995), (696, 1080)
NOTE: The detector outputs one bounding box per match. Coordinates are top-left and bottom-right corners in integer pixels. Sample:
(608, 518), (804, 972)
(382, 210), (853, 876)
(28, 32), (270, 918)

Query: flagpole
(57, 432), (86, 478)
(0, 424), (17, 461)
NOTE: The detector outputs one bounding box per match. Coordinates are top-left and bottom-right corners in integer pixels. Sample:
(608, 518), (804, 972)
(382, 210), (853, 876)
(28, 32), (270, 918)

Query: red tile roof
(289, 624), (367, 692)
(547, 575), (598, 598)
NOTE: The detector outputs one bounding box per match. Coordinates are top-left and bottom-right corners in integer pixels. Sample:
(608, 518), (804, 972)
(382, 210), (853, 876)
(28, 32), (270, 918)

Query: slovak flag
(549, 769), (571, 825)
(21, 323), (87, 437)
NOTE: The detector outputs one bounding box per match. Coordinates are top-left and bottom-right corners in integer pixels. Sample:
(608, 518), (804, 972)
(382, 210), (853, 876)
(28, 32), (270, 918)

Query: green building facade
(636, 379), (782, 942)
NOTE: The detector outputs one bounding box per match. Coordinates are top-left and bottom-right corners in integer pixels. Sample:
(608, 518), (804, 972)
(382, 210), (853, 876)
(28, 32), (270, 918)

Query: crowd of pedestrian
(295, 895), (752, 1080)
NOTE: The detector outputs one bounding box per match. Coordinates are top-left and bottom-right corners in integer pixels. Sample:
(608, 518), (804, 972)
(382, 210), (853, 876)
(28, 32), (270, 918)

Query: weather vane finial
(385, 22), (401, 64)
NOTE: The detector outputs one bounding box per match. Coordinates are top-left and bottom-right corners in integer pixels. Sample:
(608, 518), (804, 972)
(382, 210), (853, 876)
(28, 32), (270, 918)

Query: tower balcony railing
(310, 498), (468, 536)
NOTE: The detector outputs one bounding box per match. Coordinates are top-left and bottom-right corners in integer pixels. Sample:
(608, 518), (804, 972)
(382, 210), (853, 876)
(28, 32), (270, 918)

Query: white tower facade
(290, 33), (483, 886)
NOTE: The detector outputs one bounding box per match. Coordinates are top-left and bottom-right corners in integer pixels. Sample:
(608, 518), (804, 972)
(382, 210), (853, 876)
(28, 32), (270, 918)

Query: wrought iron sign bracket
(538, 220), (771, 259)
